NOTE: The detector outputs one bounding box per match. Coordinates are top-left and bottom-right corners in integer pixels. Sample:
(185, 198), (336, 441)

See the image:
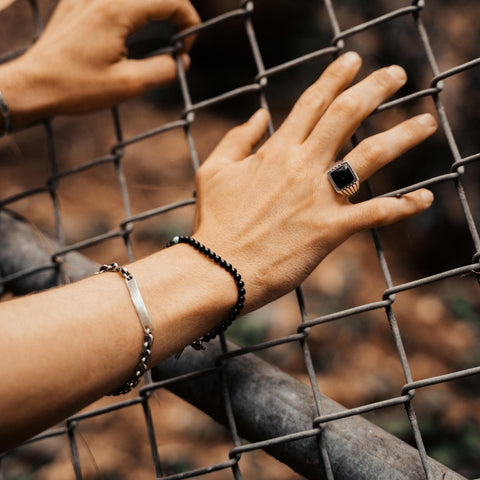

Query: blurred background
(0, 0), (479, 478)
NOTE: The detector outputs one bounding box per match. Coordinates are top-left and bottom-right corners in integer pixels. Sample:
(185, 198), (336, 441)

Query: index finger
(129, 0), (201, 52)
(275, 52), (362, 145)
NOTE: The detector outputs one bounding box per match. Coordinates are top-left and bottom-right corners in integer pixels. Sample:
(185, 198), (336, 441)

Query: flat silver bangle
(0, 89), (12, 136)
(96, 263), (154, 396)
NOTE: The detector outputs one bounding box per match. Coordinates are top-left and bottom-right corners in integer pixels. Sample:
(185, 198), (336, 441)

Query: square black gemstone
(330, 163), (355, 189)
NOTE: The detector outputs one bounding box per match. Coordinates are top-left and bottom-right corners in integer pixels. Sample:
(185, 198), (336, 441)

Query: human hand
(0, 0), (199, 129)
(193, 52), (437, 311)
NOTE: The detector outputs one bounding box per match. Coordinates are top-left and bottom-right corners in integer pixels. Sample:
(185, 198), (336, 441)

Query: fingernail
(180, 53), (191, 69)
(421, 189), (434, 206)
(340, 51), (361, 66)
(416, 113), (437, 128)
(386, 65), (407, 83)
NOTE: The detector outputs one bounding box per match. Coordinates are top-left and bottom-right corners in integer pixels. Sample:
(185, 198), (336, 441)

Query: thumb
(205, 109), (271, 169)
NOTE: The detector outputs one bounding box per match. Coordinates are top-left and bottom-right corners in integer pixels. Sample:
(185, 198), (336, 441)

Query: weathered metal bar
(152, 344), (465, 480)
(0, 210), (97, 295)
(0, 211), (465, 480)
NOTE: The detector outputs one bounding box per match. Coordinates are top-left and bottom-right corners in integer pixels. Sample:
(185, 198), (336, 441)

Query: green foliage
(227, 314), (269, 346)
(377, 415), (480, 478)
(447, 296), (480, 324)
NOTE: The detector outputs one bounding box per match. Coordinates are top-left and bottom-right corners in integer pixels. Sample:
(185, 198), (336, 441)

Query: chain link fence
(0, 0), (479, 478)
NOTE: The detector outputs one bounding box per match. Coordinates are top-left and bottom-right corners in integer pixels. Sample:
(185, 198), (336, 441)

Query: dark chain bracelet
(96, 263), (154, 396)
(166, 235), (245, 351)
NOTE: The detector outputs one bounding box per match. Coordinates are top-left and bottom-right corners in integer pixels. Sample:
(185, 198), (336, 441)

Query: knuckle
(173, 0), (201, 24)
(373, 69), (395, 91)
(97, 0), (118, 22)
(359, 137), (383, 162)
(124, 73), (143, 95)
(370, 203), (389, 226)
(324, 62), (349, 82)
(330, 93), (359, 117)
(299, 87), (327, 113)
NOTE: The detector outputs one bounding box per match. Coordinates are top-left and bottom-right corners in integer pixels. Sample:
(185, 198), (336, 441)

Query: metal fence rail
(1, 0), (479, 479)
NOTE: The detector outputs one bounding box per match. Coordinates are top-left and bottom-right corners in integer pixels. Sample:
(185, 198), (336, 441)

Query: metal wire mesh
(0, 0), (479, 479)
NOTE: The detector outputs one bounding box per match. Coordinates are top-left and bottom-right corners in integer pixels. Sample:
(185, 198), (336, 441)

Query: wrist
(129, 243), (238, 361)
(193, 227), (269, 313)
(166, 236), (246, 346)
(0, 54), (52, 131)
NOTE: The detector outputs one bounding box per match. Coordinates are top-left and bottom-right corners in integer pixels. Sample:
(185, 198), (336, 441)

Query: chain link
(0, 0), (479, 478)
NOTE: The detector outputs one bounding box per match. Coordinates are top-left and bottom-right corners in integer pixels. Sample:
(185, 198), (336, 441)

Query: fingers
(304, 65), (408, 160)
(113, 53), (191, 95)
(204, 109), (270, 168)
(344, 189), (434, 234)
(127, 0), (201, 52)
(342, 113), (437, 182)
(276, 52), (362, 144)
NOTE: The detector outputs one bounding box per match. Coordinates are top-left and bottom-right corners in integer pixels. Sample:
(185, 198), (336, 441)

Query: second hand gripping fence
(0, 0), (479, 479)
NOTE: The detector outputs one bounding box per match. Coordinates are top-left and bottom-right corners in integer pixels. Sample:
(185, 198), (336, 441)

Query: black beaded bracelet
(166, 235), (245, 351)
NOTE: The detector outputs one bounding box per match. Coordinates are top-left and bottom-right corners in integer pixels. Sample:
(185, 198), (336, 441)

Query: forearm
(0, 243), (236, 451)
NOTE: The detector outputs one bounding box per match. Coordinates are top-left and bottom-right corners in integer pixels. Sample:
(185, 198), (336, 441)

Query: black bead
(170, 236), (246, 347)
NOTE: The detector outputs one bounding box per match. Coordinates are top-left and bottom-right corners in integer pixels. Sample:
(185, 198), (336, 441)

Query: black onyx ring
(327, 161), (360, 197)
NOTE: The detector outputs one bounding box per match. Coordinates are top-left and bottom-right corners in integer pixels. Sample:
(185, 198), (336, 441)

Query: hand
(193, 52), (437, 311)
(0, 0), (200, 129)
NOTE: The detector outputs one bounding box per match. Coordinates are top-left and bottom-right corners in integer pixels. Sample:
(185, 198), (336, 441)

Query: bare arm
(0, 52), (437, 450)
(0, 243), (237, 450)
